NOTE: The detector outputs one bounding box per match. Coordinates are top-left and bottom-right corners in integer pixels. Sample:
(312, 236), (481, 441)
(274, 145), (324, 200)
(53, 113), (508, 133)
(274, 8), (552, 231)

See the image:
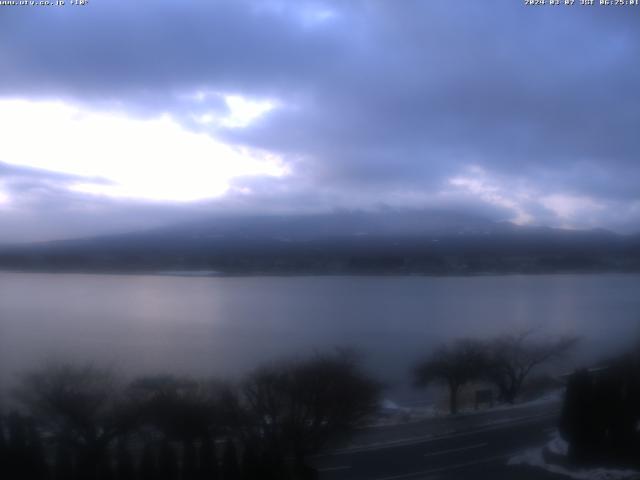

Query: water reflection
(1, 272), (639, 402)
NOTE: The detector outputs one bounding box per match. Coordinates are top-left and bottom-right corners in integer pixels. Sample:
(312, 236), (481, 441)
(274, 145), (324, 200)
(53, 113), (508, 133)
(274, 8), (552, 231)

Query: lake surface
(1, 272), (639, 404)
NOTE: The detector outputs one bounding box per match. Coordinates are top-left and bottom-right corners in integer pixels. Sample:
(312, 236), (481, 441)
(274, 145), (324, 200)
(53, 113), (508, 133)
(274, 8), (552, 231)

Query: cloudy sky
(1, 0), (639, 242)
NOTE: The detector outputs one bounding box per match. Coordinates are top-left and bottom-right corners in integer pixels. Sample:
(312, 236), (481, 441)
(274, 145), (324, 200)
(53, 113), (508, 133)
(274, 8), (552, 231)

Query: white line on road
(372, 453), (509, 480)
(318, 466), (351, 472)
(321, 411), (557, 456)
(423, 442), (487, 458)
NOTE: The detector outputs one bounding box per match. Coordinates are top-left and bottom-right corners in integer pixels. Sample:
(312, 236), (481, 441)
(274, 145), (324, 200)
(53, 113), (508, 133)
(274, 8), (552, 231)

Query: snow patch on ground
(509, 431), (640, 480)
(547, 433), (569, 456)
(371, 390), (562, 427)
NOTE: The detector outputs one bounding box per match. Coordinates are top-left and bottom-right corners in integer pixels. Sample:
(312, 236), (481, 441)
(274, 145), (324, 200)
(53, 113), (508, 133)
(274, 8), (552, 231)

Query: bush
(559, 350), (640, 467)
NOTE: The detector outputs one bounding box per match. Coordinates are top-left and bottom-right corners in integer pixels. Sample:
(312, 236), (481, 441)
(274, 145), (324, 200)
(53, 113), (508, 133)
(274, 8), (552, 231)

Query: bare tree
(15, 363), (132, 478)
(240, 350), (381, 475)
(485, 331), (578, 404)
(413, 339), (486, 414)
(126, 374), (228, 442)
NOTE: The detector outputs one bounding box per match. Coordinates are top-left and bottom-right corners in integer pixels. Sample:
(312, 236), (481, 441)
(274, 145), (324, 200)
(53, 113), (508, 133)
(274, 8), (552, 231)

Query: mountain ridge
(1, 210), (639, 275)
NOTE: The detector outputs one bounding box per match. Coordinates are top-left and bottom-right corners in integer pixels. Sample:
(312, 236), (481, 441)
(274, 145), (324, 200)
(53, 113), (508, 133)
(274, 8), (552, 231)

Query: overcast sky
(1, 0), (639, 242)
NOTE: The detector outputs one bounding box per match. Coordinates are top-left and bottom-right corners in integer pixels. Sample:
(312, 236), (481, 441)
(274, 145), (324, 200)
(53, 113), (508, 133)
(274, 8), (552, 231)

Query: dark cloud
(1, 0), (640, 240)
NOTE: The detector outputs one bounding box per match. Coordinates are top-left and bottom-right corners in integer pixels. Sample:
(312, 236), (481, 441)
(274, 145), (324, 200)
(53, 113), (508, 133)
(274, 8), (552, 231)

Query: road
(312, 404), (569, 480)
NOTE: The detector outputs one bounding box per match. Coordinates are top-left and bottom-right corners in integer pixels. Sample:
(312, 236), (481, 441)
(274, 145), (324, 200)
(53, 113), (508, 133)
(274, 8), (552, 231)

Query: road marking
(423, 442), (487, 458)
(318, 465), (351, 472)
(321, 411), (557, 456)
(372, 453), (509, 480)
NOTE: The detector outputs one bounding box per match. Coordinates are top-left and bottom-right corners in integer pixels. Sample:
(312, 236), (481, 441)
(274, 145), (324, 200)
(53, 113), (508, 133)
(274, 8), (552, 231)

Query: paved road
(312, 406), (568, 480)
(342, 402), (560, 450)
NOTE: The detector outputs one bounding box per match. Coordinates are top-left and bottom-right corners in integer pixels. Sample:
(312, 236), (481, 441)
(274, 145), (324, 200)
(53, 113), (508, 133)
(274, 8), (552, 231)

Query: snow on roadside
(369, 390), (562, 427)
(509, 431), (640, 480)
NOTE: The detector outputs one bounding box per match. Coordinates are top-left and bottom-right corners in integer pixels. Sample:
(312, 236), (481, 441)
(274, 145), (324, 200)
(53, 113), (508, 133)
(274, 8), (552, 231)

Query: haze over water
(1, 271), (638, 404)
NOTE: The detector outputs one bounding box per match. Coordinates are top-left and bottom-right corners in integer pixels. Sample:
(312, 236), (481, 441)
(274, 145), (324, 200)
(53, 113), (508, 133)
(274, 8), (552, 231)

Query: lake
(1, 272), (639, 404)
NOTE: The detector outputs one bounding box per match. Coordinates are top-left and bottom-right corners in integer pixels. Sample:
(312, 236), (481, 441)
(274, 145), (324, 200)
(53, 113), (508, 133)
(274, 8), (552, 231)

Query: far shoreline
(2, 267), (640, 279)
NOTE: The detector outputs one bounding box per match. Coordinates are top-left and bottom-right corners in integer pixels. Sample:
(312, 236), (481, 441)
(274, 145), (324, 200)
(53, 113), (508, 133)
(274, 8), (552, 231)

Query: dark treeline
(0, 351), (381, 480)
(560, 346), (640, 469)
(2, 336), (639, 478)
